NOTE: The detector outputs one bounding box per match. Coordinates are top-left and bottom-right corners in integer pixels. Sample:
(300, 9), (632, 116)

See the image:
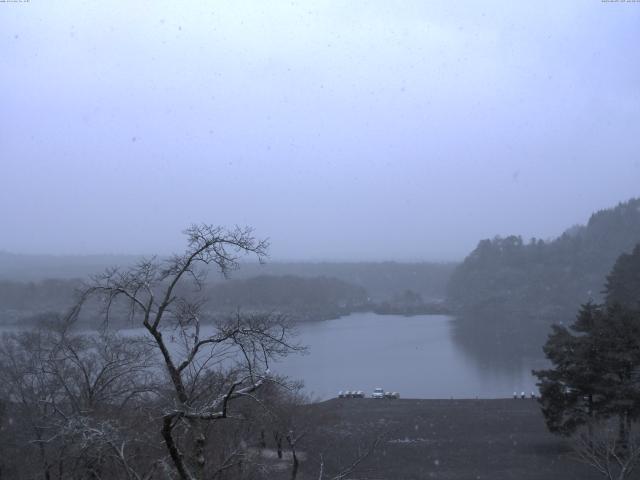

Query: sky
(1, 1), (639, 261)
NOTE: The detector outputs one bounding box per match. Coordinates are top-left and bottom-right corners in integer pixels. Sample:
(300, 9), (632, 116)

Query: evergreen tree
(605, 243), (640, 310)
(534, 246), (640, 442)
(534, 303), (640, 439)
(534, 303), (607, 435)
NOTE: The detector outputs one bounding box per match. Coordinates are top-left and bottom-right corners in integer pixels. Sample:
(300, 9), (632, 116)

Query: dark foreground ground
(294, 398), (600, 480)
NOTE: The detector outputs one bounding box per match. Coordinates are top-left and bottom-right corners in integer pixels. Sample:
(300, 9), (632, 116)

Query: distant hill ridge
(446, 198), (640, 321)
(0, 251), (455, 302)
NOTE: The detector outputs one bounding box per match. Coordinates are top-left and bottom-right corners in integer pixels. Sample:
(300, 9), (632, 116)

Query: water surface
(272, 312), (538, 400)
(5, 312), (539, 400)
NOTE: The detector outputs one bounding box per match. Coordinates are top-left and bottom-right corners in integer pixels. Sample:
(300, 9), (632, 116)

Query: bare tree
(573, 420), (640, 480)
(248, 379), (310, 480)
(317, 434), (383, 480)
(0, 318), (159, 480)
(75, 225), (302, 480)
(0, 326), (61, 479)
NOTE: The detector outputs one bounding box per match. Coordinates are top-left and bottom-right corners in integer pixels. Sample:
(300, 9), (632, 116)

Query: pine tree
(534, 246), (640, 442)
(605, 243), (640, 310)
(534, 303), (605, 435)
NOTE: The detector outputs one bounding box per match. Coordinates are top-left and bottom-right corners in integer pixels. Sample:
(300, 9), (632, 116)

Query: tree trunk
(273, 433), (283, 459)
(35, 435), (51, 480)
(290, 449), (299, 480)
(194, 428), (206, 480)
(162, 416), (194, 480)
(618, 410), (629, 454)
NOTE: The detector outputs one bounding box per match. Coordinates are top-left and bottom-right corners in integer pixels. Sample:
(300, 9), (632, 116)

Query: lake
(113, 312), (541, 400)
(272, 312), (540, 400)
(19, 312), (540, 401)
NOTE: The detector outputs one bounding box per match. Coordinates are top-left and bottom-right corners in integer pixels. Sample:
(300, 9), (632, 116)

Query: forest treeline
(447, 198), (640, 321)
(228, 261), (456, 301)
(0, 273), (454, 326)
(446, 198), (640, 363)
(0, 254), (456, 300)
(0, 275), (367, 325)
(0, 278), (81, 324)
(206, 275), (369, 322)
(0, 262), (456, 325)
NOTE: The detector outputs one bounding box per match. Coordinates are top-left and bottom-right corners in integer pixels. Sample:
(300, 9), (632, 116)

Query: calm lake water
(273, 313), (539, 400)
(8, 312), (540, 400)
(113, 312), (540, 400)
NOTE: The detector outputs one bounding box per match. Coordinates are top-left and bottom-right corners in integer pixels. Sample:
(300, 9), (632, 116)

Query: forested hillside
(0, 278), (81, 324)
(227, 261), (456, 301)
(0, 260), (455, 325)
(205, 275), (369, 321)
(0, 255), (455, 306)
(447, 198), (640, 321)
(0, 275), (369, 325)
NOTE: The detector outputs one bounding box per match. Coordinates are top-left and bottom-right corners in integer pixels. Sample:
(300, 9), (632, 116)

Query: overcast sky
(1, 1), (639, 261)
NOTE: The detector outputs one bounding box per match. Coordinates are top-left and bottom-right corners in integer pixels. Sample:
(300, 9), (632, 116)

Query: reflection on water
(450, 313), (551, 380)
(272, 312), (540, 400)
